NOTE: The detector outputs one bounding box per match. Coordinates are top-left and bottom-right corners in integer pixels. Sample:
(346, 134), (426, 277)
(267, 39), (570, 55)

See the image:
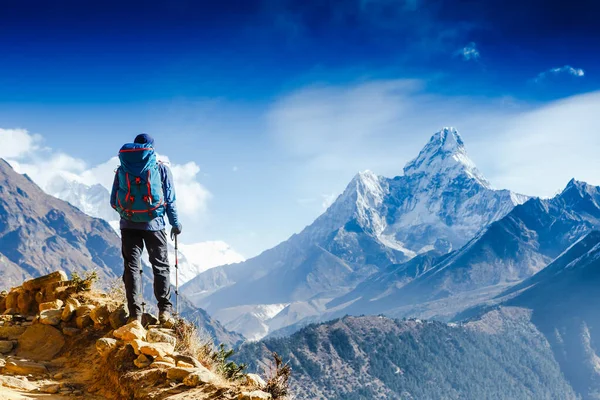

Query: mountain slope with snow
(328, 178), (600, 324)
(183, 128), (528, 339)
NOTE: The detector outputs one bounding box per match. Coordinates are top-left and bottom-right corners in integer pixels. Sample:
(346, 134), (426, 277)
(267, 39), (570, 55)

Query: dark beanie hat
(134, 133), (154, 145)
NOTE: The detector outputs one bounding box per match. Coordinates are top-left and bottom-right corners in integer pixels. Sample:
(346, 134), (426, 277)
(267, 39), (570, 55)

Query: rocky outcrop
(0, 271), (275, 400)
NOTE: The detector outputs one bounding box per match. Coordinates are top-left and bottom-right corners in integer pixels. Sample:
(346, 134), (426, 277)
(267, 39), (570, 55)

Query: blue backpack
(114, 143), (165, 222)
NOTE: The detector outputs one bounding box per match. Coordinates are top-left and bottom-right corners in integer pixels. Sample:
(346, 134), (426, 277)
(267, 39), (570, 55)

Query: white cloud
(321, 193), (338, 210)
(0, 128), (43, 159)
(457, 42), (480, 61)
(534, 65), (585, 83)
(0, 128), (212, 223)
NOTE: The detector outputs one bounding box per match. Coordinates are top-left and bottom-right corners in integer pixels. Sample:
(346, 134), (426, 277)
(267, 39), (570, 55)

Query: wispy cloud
(534, 65), (585, 83)
(457, 42), (480, 61)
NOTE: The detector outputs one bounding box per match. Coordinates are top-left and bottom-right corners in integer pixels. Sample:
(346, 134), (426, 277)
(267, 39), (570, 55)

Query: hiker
(110, 133), (182, 325)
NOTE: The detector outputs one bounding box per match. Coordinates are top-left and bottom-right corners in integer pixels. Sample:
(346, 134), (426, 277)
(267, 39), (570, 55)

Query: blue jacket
(110, 163), (181, 231)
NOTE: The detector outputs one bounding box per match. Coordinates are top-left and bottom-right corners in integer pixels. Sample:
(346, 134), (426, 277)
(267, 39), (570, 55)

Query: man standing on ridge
(110, 133), (182, 326)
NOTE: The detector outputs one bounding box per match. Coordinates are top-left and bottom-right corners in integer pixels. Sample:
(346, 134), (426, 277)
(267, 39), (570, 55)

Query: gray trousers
(121, 229), (172, 318)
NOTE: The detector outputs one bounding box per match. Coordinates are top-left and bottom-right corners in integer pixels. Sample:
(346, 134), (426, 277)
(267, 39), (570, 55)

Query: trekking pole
(174, 234), (179, 316)
(139, 259), (146, 316)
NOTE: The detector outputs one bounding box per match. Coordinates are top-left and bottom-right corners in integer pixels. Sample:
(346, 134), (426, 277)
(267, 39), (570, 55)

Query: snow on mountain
(182, 127), (528, 340)
(176, 241), (245, 284)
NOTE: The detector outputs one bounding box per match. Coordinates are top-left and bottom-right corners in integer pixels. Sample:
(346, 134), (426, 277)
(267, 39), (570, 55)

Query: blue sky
(1, 0), (600, 257)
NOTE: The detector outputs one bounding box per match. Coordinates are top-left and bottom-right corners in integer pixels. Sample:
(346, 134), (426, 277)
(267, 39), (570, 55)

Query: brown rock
(76, 314), (93, 329)
(96, 338), (118, 358)
(39, 299), (64, 312)
(23, 271), (68, 291)
(0, 325), (27, 340)
(17, 291), (34, 315)
(113, 320), (146, 341)
(2, 308), (17, 315)
(39, 309), (63, 326)
(238, 391), (273, 400)
(130, 339), (145, 355)
(62, 327), (81, 337)
(90, 305), (111, 326)
(35, 291), (44, 304)
(172, 354), (203, 369)
(5, 359), (48, 375)
(5, 290), (20, 310)
(41, 384), (61, 394)
(109, 306), (128, 330)
(61, 298), (80, 322)
(182, 367), (219, 387)
(176, 361), (195, 368)
(134, 354), (152, 369)
(0, 340), (14, 354)
(17, 324), (65, 361)
(147, 328), (177, 347)
(166, 367), (195, 382)
(75, 304), (96, 317)
(246, 373), (266, 388)
(139, 342), (175, 358)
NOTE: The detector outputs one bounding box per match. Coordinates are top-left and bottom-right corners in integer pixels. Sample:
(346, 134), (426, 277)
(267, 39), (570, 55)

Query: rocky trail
(0, 271), (274, 400)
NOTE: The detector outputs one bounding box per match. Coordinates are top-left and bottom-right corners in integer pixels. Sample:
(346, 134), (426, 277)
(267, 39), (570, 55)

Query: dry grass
(105, 277), (127, 304)
(173, 318), (215, 368)
(264, 353), (292, 400)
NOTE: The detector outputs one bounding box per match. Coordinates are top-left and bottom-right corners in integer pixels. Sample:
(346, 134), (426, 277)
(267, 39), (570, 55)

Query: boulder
(183, 367), (219, 388)
(0, 325), (27, 340)
(5, 359), (48, 375)
(39, 299), (64, 312)
(139, 342), (175, 358)
(76, 304), (96, 317)
(172, 354), (203, 369)
(5, 290), (20, 310)
(246, 373), (267, 388)
(113, 320), (147, 341)
(96, 338), (118, 358)
(130, 339), (145, 355)
(76, 315), (94, 329)
(62, 327), (81, 337)
(23, 271), (68, 291)
(90, 305), (111, 326)
(17, 291), (34, 315)
(39, 309), (63, 326)
(109, 306), (128, 330)
(238, 391), (273, 400)
(18, 324), (65, 361)
(0, 340), (14, 354)
(134, 354), (152, 369)
(61, 298), (80, 322)
(147, 328), (177, 347)
(41, 384), (61, 394)
(166, 367), (195, 382)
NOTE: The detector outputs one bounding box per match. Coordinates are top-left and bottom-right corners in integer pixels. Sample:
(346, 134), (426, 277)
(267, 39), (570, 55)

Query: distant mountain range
(237, 230), (600, 398)
(0, 158), (241, 346)
(236, 311), (577, 399)
(182, 128), (529, 339)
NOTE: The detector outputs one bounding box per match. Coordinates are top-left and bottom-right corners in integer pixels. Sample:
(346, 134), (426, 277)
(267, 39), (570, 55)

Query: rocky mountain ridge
(182, 128), (528, 339)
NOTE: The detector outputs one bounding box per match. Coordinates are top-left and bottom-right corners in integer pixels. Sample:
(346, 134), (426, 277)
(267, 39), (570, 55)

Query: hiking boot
(158, 311), (176, 328)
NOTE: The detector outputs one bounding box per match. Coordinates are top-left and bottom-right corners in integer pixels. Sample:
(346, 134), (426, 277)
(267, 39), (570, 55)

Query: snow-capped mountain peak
(403, 127), (490, 188)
